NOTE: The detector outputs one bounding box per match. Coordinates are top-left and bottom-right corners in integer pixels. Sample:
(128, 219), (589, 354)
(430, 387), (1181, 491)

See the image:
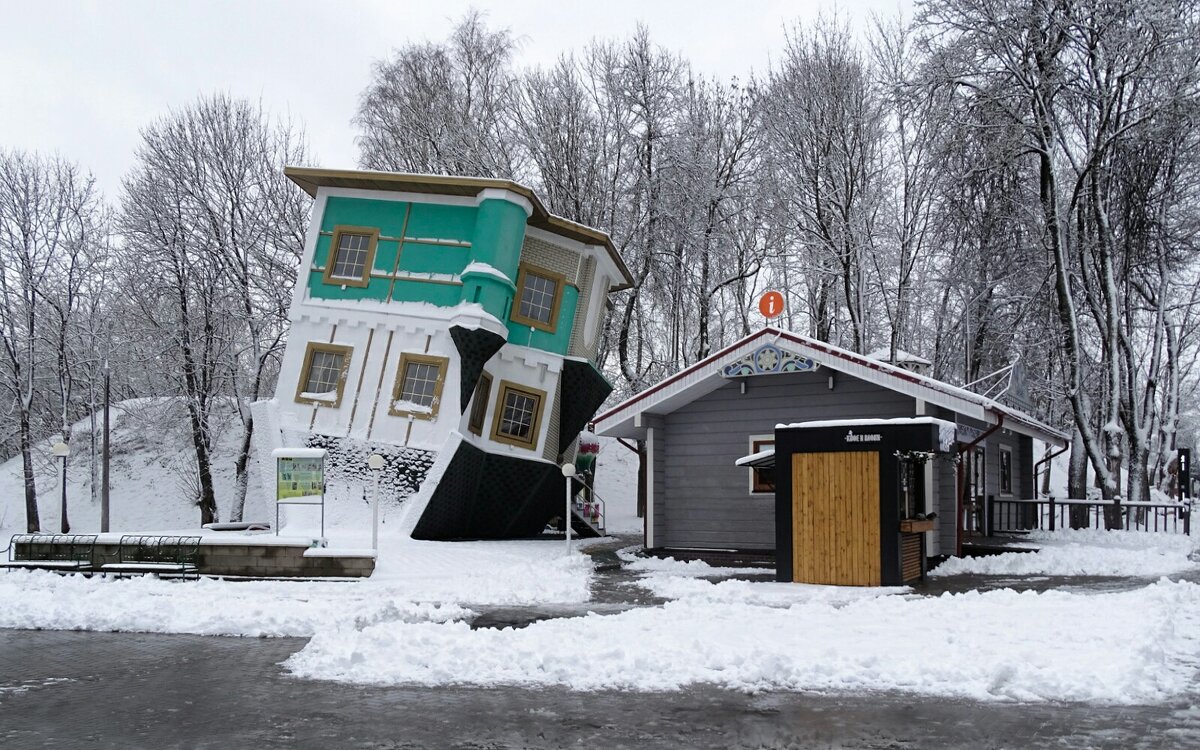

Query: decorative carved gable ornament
(720, 343), (820, 378)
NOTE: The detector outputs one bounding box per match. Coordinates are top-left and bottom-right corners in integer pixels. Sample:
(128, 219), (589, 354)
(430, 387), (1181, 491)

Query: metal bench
(100, 535), (201, 578)
(1, 533), (98, 572)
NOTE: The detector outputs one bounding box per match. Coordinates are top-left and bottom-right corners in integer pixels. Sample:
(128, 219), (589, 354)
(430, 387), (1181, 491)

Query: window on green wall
(512, 264), (564, 333)
(323, 226), (379, 288)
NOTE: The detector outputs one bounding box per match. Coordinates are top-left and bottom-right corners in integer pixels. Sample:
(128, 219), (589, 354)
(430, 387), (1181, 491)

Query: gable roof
(284, 167), (633, 290)
(593, 327), (1068, 447)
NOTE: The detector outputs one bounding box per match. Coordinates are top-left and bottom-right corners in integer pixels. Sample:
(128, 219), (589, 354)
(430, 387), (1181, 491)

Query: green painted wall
(405, 204), (477, 242)
(471, 199), (527, 278)
(389, 279), (462, 307)
(397, 242), (471, 275)
(319, 196), (408, 236)
(307, 192), (596, 361)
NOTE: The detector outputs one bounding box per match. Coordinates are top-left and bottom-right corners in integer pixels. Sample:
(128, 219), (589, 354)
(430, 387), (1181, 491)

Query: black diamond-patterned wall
(412, 441), (562, 540)
(557, 359), (613, 454)
(304, 434), (435, 499)
(450, 325), (507, 413)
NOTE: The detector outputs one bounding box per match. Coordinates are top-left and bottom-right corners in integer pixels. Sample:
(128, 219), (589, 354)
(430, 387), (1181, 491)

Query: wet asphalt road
(2, 629), (1199, 749)
(3, 538), (1199, 748)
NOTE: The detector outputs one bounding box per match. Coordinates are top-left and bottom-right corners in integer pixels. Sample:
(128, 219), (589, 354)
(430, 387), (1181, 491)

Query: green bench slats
(99, 535), (201, 578)
(2, 534), (97, 571)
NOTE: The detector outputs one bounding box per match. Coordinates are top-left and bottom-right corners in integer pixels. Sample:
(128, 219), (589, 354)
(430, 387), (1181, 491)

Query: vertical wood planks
(792, 451), (881, 586)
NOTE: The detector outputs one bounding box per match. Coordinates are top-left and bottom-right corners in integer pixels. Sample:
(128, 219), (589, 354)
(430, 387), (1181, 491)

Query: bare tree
(356, 10), (519, 178)
(0, 151), (106, 532)
(120, 94), (309, 525)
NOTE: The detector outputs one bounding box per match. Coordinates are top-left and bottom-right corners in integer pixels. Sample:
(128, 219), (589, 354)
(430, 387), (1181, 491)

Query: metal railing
(570, 477), (607, 535)
(990, 497), (1191, 536)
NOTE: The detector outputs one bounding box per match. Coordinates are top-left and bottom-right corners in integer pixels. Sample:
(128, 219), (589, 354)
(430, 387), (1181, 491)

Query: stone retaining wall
(19, 540), (375, 578)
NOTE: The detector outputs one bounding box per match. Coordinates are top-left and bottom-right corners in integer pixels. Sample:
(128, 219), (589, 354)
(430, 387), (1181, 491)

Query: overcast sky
(1, 0), (912, 198)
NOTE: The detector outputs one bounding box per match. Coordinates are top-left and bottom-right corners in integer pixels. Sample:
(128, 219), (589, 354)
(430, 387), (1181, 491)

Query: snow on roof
(734, 448), (775, 468)
(865, 348), (932, 365)
(777, 417), (957, 430)
(272, 448), (328, 458)
(594, 327), (1067, 447)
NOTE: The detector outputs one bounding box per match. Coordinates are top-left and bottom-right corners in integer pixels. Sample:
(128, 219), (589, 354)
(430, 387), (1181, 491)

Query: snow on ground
(931, 529), (1200, 578)
(0, 537), (593, 637)
(284, 578), (1200, 704)
(593, 436), (641, 534)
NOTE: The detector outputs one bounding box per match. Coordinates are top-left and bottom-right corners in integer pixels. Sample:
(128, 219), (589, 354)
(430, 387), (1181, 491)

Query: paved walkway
(2, 628), (1198, 749)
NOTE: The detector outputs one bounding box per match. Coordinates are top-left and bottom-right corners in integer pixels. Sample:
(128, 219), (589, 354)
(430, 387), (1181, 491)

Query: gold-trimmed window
(295, 342), (353, 407)
(467, 371), (492, 436)
(390, 353), (449, 419)
(511, 264), (564, 332)
(748, 436), (775, 494)
(490, 380), (547, 449)
(322, 226), (379, 287)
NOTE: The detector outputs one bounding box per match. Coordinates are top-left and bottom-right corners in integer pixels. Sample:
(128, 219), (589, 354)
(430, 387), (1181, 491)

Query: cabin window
(748, 436), (775, 494)
(511, 264), (564, 332)
(491, 380), (546, 449)
(467, 372), (492, 436)
(322, 226), (379, 287)
(390, 353), (448, 420)
(999, 446), (1013, 495)
(294, 342), (353, 407)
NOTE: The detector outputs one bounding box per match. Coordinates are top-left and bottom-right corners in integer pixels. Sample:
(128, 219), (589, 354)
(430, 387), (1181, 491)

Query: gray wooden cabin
(594, 328), (1067, 564)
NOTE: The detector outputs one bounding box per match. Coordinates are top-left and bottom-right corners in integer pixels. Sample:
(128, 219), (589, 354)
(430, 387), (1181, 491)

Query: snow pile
(0, 538), (593, 637)
(0, 570), (468, 637)
(285, 579), (1200, 704)
(371, 538), (593, 605)
(931, 529), (1199, 578)
(617, 547), (764, 577)
(639, 576), (904, 607)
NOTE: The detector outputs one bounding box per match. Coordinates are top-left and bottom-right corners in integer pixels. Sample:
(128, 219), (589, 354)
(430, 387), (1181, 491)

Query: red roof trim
(593, 329), (774, 424)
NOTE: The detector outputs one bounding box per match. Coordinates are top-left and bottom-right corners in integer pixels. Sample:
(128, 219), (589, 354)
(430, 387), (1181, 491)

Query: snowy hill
(0, 399), (272, 538)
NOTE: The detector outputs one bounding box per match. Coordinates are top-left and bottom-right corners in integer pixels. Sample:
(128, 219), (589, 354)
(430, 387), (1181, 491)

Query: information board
(277, 456), (325, 504)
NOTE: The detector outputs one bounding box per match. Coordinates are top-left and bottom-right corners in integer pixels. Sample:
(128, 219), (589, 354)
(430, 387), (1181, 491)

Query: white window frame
(747, 434), (775, 495)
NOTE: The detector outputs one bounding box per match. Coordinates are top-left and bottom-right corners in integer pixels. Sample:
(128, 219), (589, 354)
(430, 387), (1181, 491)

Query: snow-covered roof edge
(594, 328), (1068, 448)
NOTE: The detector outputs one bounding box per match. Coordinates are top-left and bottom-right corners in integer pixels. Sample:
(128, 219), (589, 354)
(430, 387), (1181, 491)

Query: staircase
(568, 479), (607, 538)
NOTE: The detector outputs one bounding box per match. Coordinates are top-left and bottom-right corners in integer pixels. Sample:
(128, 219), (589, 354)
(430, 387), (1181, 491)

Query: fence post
(1049, 496), (1056, 532)
(1186, 504), (1191, 537)
(985, 494), (994, 537)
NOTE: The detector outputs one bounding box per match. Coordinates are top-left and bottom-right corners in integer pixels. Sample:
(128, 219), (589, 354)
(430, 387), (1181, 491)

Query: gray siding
(657, 369), (915, 551)
(646, 415), (667, 547)
(933, 408), (1033, 552)
(936, 459), (958, 554)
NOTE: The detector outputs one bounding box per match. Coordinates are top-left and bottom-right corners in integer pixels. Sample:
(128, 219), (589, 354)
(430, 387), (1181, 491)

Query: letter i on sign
(759, 291), (784, 320)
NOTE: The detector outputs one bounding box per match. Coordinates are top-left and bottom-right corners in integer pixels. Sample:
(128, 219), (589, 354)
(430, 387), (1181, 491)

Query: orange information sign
(759, 290), (784, 319)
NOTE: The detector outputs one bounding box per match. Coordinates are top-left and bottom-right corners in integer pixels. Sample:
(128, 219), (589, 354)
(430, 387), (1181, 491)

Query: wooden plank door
(792, 451), (881, 586)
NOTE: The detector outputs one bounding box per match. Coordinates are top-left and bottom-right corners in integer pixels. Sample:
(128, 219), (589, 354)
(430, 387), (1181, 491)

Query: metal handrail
(569, 477), (607, 534)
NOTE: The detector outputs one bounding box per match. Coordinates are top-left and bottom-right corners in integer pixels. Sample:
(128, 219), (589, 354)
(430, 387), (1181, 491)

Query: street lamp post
(51, 440), (70, 533)
(368, 453), (385, 551)
(561, 462), (576, 555)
